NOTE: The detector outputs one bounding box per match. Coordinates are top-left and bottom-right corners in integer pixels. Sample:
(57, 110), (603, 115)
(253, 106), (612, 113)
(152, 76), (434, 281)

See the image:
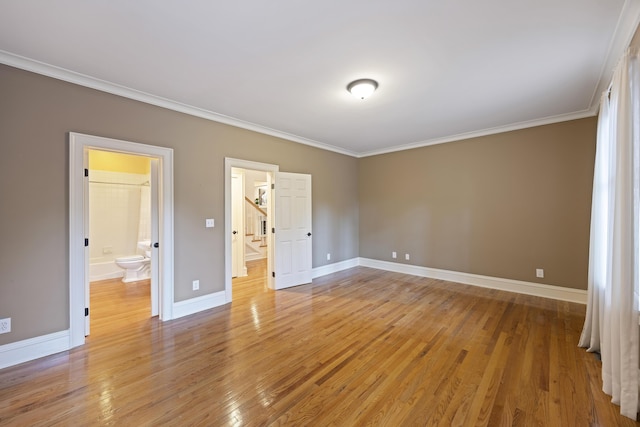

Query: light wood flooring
(1, 260), (638, 426)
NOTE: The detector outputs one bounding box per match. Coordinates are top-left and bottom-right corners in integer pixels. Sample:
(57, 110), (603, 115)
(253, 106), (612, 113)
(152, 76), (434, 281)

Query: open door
(231, 172), (245, 278)
(273, 172), (312, 289)
(150, 159), (160, 317)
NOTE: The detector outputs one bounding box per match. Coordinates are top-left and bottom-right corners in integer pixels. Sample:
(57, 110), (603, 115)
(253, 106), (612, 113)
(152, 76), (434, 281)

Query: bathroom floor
(89, 277), (152, 339)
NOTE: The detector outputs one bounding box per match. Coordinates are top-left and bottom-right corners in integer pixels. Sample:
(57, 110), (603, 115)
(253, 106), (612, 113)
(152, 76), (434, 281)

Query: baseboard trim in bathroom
(172, 291), (227, 320)
(0, 330), (70, 370)
(89, 261), (123, 282)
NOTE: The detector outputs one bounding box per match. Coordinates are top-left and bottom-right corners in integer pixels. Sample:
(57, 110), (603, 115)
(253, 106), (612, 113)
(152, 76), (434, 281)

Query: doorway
(87, 149), (154, 336)
(225, 158), (313, 301)
(69, 133), (175, 348)
(231, 168), (270, 286)
(225, 159), (278, 301)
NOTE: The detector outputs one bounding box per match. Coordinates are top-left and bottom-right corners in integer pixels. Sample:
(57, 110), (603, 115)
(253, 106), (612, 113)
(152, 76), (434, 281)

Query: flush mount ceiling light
(347, 79), (378, 100)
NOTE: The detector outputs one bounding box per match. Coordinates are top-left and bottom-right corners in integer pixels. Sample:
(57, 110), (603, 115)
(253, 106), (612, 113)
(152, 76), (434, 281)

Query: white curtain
(579, 47), (640, 420)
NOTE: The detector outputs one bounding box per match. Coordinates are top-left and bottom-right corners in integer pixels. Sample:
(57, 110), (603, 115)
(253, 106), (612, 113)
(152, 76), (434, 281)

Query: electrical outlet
(536, 269), (544, 278)
(192, 280), (200, 291)
(405, 253), (410, 261)
(327, 253), (331, 261)
(392, 251), (397, 259)
(205, 218), (214, 228)
(0, 318), (11, 334)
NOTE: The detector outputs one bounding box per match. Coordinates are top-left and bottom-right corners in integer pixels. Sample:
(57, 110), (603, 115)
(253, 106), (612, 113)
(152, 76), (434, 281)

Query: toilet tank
(137, 240), (151, 256)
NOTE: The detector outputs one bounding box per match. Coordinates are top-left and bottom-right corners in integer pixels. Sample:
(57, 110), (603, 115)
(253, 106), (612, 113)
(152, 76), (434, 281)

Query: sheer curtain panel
(579, 47), (640, 420)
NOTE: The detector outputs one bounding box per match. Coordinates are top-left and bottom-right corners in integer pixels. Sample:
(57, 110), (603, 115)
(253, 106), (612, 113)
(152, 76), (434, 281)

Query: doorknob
(307, 232), (312, 237)
(233, 230), (238, 235)
(153, 242), (159, 248)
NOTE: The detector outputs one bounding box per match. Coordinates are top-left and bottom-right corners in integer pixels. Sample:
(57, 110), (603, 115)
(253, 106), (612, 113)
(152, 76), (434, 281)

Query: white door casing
(231, 172), (246, 278)
(83, 149), (90, 335)
(150, 159), (160, 316)
(70, 132), (174, 348)
(224, 158), (278, 301)
(274, 172), (312, 289)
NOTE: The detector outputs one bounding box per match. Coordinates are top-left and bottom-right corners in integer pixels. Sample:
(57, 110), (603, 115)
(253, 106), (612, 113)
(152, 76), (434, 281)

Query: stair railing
(244, 197), (268, 247)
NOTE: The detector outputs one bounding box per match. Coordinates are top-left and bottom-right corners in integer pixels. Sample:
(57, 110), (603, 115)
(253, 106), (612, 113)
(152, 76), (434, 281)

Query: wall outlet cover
(0, 318), (11, 334)
(192, 280), (200, 290)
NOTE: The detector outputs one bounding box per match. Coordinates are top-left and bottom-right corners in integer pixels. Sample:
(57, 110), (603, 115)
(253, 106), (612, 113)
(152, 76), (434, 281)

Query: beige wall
(0, 61), (600, 348)
(359, 118), (596, 290)
(0, 64), (359, 345)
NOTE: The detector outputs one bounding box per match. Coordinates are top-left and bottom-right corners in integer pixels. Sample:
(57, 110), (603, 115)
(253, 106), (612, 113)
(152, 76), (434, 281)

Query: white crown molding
(587, 0), (640, 111)
(357, 109), (597, 158)
(3, 0), (639, 161)
(0, 50), (358, 158)
(0, 47), (597, 159)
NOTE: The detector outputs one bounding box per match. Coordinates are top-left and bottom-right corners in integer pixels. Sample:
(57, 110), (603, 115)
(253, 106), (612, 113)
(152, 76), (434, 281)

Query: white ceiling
(1, 1), (639, 157)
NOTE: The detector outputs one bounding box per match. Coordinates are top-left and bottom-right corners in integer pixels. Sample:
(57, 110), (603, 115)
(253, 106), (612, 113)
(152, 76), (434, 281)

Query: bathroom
(88, 150), (152, 284)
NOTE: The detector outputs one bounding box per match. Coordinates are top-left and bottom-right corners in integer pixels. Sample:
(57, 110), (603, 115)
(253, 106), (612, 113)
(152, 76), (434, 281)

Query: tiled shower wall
(89, 170), (150, 280)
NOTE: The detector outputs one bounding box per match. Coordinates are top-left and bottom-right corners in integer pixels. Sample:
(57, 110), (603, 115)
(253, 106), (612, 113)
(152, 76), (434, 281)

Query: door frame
(69, 132), (175, 348)
(231, 170), (247, 278)
(224, 158), (278, 301)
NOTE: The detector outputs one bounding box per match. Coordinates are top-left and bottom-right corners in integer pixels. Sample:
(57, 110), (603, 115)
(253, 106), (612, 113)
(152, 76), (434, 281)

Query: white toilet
(115, 240), (152, 283)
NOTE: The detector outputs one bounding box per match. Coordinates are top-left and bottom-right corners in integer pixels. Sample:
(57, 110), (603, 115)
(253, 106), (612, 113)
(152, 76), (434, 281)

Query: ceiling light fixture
(347, 79), (378, 100)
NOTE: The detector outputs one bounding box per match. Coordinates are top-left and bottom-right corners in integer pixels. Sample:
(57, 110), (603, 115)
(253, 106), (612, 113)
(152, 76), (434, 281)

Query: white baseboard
(172, 291), (227, 320)
(358, 258), (587, 304)
(0, 330), (70, 370)
(312, 258), (360, 279)
(89, 261), (123, 282)
(0, 259), (586, 372)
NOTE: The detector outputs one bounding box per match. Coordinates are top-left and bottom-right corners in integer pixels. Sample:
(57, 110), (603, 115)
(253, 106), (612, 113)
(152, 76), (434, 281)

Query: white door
(231, 173), (245, 278)
(83, 149), (90, 335)
(274, 172), (312, 289)
(150, 159), (160, 316)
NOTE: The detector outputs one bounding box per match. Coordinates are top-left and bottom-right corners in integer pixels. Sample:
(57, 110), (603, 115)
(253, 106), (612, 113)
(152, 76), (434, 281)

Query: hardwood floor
(88, 277), (152, 338)
(1, 260), (638, 426)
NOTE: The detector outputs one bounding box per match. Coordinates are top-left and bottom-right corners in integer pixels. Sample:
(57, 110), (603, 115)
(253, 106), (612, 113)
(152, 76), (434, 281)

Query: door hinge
(272, 272), (275, 278)
(272, 228), (275, 234)
(85, 308), (89, 316)
(84, 168), (89, 177)
(84, 238), (89, 247)
(271, 183), (275, 190)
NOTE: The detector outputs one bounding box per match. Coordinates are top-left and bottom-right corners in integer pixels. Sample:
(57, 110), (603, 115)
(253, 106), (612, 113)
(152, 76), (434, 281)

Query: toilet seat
(116, 255), (145, 263)
(115, 254), (151, 283)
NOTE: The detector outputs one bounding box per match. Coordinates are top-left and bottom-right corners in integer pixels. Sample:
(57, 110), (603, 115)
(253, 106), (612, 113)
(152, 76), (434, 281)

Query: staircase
(244, 197), (267, 260)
